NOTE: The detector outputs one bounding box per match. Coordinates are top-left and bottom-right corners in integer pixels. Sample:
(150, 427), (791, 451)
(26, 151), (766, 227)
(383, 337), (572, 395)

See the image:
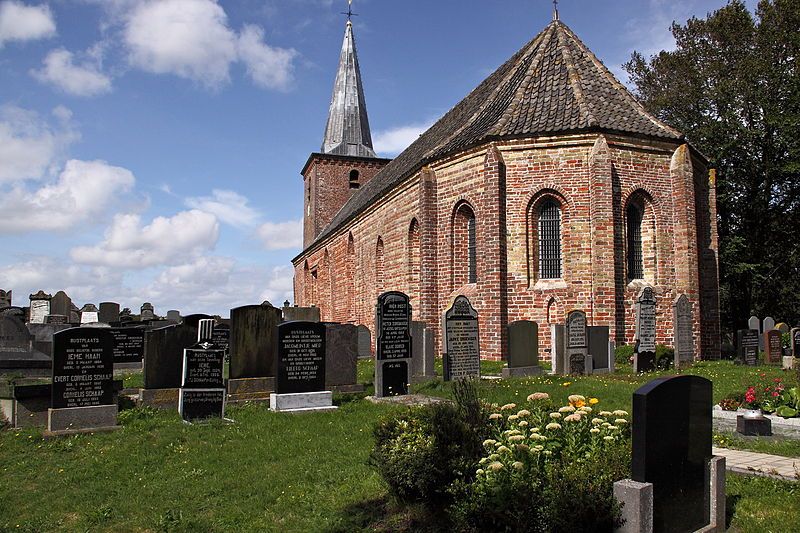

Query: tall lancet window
(538, 200), (562, 279)
(627, 204), (644, 280)
(453, 203), (477, 286)
(467, 216), (477, 283)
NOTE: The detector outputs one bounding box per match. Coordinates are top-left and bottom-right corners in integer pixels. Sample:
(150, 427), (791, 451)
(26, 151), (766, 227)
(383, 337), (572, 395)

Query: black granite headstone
(566, 310), (587, 375)
(51, 327), (115, 409)
(229, 304), (281, 379)
(276, 321), (326, 394)
(507, 320), (538, 368)
(143, 324), (198, 389)
(110, 328), (145, 363)
(792, 327), (800, 358)
(183, 314), (213, 329)
(736, 329), (759, 366)
(179, 389), (225, 421)
(632, 375), (712, 533)
(211, 323), (230, 352)
(382, 360), (409, 396)
(98, 302), (120, 325)
(376, 292), (411, 361)
(182, 342), (225, 389)
(50, 291), (72, 317)
(443, 295), (480, 380)
(635, 287), (657, 372)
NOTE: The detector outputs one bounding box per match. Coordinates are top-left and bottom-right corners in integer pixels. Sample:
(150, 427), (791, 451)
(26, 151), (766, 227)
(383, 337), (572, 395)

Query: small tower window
(349, 169), (360, 189)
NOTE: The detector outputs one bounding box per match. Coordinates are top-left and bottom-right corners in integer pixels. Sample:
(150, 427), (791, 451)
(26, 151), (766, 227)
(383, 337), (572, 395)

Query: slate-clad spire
(321, 19), (377, 158)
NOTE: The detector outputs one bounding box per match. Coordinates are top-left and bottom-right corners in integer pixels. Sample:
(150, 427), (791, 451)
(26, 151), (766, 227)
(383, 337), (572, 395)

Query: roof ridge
(557, 23), (682, 139)
(555, 22), (597, 128)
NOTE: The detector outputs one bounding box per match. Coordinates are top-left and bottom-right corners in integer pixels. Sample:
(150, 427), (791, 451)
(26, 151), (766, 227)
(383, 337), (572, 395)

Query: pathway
(713, 446), (799, 481)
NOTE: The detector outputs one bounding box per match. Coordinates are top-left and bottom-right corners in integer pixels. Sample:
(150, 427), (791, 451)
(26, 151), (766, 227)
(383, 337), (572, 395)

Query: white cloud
(0, 159), (135, 233)
(0, 104), (78, 183)
(185, 189), (260, 228)
(238, 24), (296, 91)
(70, 209), (220, 267)
(31, 48), (113, 97)
(0, 1), (56, 46)
(373, 120), (434, 156)
(256, 219), (302, 250)
(260, 265), (294, 305)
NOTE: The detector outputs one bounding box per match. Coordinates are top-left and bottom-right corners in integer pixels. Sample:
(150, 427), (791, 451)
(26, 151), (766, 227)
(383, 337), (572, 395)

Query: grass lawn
(1, 360), (798, 532)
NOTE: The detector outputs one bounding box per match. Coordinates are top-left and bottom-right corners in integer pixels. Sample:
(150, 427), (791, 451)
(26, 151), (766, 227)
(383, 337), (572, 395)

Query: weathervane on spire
(553, 0), (559, 21)
(341, 0), (358, 22)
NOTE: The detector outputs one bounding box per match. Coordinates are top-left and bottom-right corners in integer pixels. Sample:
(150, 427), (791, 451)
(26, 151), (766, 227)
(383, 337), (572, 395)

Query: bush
(615, 344), (634, 366)
(369, 379), (490, 506)
(615, 344), (674, 369)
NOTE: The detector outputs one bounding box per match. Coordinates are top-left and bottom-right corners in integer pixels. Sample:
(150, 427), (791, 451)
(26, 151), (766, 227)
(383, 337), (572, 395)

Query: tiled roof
(306, 20), (683, 252)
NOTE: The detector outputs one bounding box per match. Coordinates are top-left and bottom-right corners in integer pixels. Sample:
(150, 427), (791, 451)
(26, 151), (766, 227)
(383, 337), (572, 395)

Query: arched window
(375, 237), (385, 296)
(349, 169), (360, 189)
(626, 204), (644, 280)
(452, 203), (477, 286)
(347, 233), (355, 322)
(538, 200), (562, 279)
(407, 219), (421, 303)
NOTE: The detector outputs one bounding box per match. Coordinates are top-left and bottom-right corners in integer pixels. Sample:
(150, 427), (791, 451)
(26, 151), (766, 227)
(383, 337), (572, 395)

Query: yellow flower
(476, 468), (485, 475)
(508, 414), (520, 422)
(518, 421), (529, 428)
(516, 443), (530, 452)
(527, 392), (550, 401)
(489, 453), (500, 461)
(591, 417), (604, 425)
(509, 435), (525, 442)
(599, 411), (613, 417)
(603, 436), (615, 441)
(578, 406), (592, 413)
(562, 382), (572, 387)
(589, 398), (600, 405)
(497, 445), (511, 454)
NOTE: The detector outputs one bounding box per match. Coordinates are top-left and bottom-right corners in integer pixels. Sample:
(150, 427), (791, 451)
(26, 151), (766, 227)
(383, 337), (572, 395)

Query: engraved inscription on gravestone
(277, 321), (326, 394)
(182, 344), (225, 389)
(110, 328), (145, 363)
(51, 328), (115, 409)
(29, 291), (51, 324)
(211, 324), (230, 352)
(376, 292), (411, 360)
(792, 328), (800, 357)
(180, 390), (226, 421)
(635, 287), (657, 372)
(765, 330), (782, 364)
(737, 329), (759, 366)
(443, 296), (480, 380)
(566, 310), (587, 375)
(179, 319), (226, 422)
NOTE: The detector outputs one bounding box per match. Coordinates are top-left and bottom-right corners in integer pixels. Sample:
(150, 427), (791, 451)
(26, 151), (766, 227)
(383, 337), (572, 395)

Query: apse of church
(292, 13), (721, 361)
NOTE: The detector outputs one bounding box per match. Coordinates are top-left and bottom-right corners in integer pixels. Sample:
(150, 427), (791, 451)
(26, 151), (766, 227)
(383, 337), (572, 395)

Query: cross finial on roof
(553, 0), (559, 21)
(341, 0), (357, 22)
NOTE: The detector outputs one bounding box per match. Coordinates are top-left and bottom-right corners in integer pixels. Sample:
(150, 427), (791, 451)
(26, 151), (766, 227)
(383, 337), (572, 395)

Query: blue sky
(0, 0), (755, 317)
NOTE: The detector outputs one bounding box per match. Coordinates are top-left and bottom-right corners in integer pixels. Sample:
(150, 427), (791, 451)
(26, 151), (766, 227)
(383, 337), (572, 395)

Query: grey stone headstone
(748, 315), (760, 333)
(325, 323), (358, 388)
(357, 325), (371, 359)
(763, 316), (776, 332)
(0, 289), (11, 308)
(443, 296), (480, 381)
(166, 310), (181, 323)
(98, 302), (120, 324)
(411, 321), (435, 380)
(45, 314), (68, 325)
(673, 294), (694, 368)
(1, 314), (33, 353)
(140, 302), (155, 321)
(587, 325), (610, 370)
(634, 287), (657, 373)
(50, 291), (72, 317)
(80, 303), (99, 324)
(143, 324), (198, 389)
(28, 290), (52, 324)
(507, 320), (539, 368)
(566, 310), (588, 375)
(282, 305), (321, 323)
(27, 322), (71, 357)
(550, 324), (565, 374)
(229, 304), (282, 379)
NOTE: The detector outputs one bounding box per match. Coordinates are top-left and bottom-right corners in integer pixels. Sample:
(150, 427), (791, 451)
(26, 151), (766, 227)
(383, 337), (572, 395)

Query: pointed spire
(321, 7), (377, 158)
(553, 0), (559, 21)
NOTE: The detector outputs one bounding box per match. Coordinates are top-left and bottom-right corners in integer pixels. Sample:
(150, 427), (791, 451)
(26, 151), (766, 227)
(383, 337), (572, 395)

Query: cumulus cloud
(0, 159), (135, 233)
(238, 24), (296, 91)
(373, 120), (434, 156)
(70, 209), (220, 268)
(31, 48), (113, 97)
(0, 1), (56, 46)
(0, 104), (78, 183)
(185, 189), (260, 228)
(256, 219), (302, 250)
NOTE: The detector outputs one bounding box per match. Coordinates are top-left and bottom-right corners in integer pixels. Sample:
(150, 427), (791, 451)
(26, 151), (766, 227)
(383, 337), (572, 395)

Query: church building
(292, 10), (721, 360)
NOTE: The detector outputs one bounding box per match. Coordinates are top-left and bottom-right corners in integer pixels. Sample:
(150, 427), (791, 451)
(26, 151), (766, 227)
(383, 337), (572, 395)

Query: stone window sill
(533, 279), (568, 291)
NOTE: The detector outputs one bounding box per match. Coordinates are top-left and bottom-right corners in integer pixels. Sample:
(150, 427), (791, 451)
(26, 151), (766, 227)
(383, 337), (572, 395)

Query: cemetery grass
(714, 432), (800, 458)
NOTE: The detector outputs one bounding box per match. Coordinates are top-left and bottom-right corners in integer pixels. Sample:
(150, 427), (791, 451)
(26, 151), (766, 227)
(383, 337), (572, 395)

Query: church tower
(302, 11), (390, 247)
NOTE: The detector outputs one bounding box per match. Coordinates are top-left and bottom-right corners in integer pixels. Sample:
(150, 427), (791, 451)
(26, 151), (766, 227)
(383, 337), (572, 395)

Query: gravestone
(566, 310), (589, 375)
(764, 330), (782, 364)
(443, 296), (480, 381)
(763, 316), (775, 333)
(0, 306), (24, 319)
(357, 325), (371, 359)
(166, 310), (181, 323)
(736, 329), (759, 366)
(0, 289), (11, 308)
(627, 375), (715, 533)
(792, 327), (800, 358)
(282, 305), (321, 323)
(98, 302), (120, 325)
(50, 291), (72, 318)
(673, 294), (694, 369)
(375, 291), (412, 396)
(49, 327), (117, 434)
(28, 290), (52, 324)
(183, 314), (213, 328)
(503, 320), (542, 378)
(69, 303), (80, 325)
(119, 308), (133, 325)
(776, 322), (789, 335)
(587, 325), (610, 372)
(211, 323), (230, 353)
(179, 319), (226, 422)
(1, 315), (51, 375)
(411, 321), (435, 382)
(550, 324), (565, 374)
(45, 314), (68, 325)
(80, 304), (99, 324)
(747, 315), (760, 333)
(324, 323), (360, 391)
(634, 287), (657, 373)
(227, 304), (282, 403)
(140, 302), (155, 321)
(109, 327), (145, 365)
(141, 324), (198, 409)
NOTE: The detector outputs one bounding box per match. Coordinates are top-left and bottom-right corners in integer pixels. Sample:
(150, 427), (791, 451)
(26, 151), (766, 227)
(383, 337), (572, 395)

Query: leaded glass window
(538, 200), (561, 279)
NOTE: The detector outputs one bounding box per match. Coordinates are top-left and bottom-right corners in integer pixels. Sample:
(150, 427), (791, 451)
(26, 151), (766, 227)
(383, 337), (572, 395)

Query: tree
(625, 0), (800, 338)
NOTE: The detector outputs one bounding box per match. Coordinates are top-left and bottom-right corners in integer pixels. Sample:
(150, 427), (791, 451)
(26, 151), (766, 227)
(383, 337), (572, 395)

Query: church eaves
(303, 19), (684, 254)
(321, 20), (377, 158)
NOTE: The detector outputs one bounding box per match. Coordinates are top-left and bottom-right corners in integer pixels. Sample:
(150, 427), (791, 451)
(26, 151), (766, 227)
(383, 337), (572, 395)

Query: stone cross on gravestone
(673, 294), (694, 369)
(443, 295), (480, 381)
(634, 287), (657, 373)
(375, 291), (412, 397)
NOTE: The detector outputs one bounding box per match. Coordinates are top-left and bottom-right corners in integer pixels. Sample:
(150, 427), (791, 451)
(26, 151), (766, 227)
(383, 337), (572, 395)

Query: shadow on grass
(325, 497), (449, 533)
(725, 493), (741, 529)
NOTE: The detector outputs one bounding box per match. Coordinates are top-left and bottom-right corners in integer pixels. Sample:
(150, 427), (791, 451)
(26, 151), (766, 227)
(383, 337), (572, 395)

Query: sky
(0, 0), (757, 317)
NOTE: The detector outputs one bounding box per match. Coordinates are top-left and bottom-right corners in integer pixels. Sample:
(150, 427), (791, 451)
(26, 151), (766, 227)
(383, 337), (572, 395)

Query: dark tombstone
(28, 290), (52, 324)
(0, 289), (11, 308)
(1, 315), (50, 375)
(0, 306), (25, 319)
(282, 305), (321, 323)
(587, 325), (610, 372)
(26, 322), (70, 357)
(792, 327), (800, 358)
(50, 291), (72, 318)
(276, 321), (326, 394)
(179, 389), (226, 421)
(357, 325), (371, 359)
(764, 330), (782, 364)
(504, 320), (542, 378)
(736, 329), (759, 366)
(634, 287), (657, 373)
(375, 291), (412, 396)
(211, 323), (230, 352)
(80, 303), (99, 324)
(324, 323), (360, 391)
(550, 324), (565, 374)
(69, 303), (80, 325)
(119, 308), (133, 325)
(98, 302), (120, 324)
(183, 313), (213, 328)
(140, 302), (155, 321)
(673, 294), (694, 369)
(566, 310), (588, 375)
(631, 375), (712, 533)
(229, 304), (281, 379)
(166, 310), (181, 323)
(736, 415), (772, 436)
(143, 324), (198, 389)
(179, 319), (226, 422)
(411, 321), (435, 381)
(443, 295), (480, 381)
(109, 327), (145, 364)
(45, 314), (68, 325)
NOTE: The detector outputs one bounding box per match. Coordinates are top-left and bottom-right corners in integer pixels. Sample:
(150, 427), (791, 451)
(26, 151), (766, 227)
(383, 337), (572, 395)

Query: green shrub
(615, 344), (674, 369)
(615, 344), (634, 366)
